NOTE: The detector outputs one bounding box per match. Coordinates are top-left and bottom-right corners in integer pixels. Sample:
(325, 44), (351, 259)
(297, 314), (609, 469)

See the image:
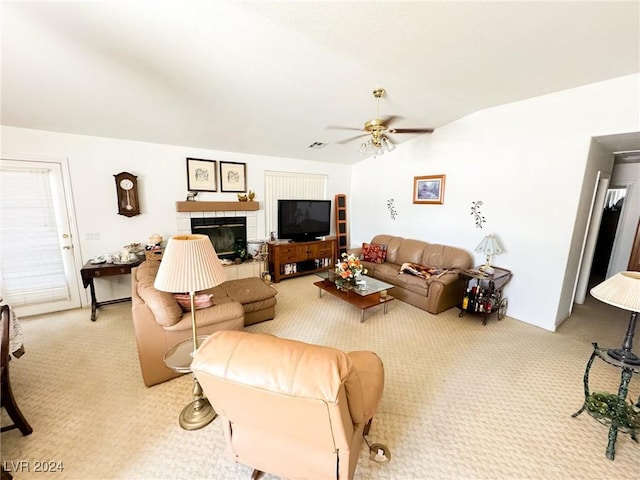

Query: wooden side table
(80, 259), (142, 321)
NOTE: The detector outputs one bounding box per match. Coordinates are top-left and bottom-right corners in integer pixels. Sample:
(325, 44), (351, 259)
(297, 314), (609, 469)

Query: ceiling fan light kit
(332, 88), (434, 157)
(360, 134), (396, 156)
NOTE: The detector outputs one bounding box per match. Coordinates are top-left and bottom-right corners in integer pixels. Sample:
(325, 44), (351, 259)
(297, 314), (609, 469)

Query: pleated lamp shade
(474, 234), (505, 256)
(154, 234), (227, 293)
(590, 271), (640, 312)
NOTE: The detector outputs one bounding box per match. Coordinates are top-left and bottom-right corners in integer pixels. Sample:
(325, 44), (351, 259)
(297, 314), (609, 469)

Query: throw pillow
(173, 293), (215, 312)
(361, 243), (388, 264)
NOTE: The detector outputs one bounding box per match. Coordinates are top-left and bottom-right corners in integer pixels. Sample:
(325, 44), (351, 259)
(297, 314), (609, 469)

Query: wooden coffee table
(314, 271), (394, 322)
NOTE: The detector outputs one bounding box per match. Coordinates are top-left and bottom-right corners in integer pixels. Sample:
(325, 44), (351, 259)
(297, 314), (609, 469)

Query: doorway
(590, 187), (627, 286)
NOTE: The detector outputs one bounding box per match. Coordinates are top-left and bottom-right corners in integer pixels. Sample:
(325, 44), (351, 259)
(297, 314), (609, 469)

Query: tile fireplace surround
(175, 201), (260, 245)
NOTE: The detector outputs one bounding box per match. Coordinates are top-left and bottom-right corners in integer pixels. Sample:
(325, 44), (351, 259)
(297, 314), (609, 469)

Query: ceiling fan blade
(388, 128), (434, 134)
(335, 133), (369, 144)
(326, 125), (363, 131)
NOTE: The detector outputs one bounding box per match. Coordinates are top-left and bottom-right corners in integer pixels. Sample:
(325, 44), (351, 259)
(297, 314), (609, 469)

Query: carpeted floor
(2, 276), (639, 479)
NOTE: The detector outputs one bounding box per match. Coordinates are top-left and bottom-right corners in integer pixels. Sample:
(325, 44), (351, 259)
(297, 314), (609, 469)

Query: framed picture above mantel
(220, 161), (247, 193)
(186, 158), (217, 192)
(413, 174), (446, 205)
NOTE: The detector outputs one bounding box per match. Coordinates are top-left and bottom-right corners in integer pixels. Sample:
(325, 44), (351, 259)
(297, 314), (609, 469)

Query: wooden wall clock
(114, 172), (141, 217)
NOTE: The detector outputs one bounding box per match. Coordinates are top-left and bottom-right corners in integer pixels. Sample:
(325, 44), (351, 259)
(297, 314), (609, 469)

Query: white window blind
(0, 165), (69, 306)
(264, 171), (327, 237)
(604, 188), (626, 210)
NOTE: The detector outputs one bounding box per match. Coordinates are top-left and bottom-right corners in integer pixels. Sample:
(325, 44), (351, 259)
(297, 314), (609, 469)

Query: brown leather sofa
(350, 234), (473, 314)
(131, 260), (278, 387)
(192, 330), (384, 480)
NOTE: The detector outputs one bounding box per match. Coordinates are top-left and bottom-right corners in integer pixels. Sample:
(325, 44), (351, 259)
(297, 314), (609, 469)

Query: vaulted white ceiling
(2, 1), (639, 165)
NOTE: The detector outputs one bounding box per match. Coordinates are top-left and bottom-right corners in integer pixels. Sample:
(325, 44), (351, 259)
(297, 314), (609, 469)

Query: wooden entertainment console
(268, 238), (336, 283)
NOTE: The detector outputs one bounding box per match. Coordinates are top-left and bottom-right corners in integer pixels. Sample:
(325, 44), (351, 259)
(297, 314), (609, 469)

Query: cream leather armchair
(192, 330), (385, 480)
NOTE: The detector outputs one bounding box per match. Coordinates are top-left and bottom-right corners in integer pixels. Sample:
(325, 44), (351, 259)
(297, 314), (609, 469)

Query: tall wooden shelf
(335, 194), (348, 256)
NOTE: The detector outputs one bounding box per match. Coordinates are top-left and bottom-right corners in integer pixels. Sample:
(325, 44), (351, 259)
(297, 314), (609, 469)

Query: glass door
(0, 157), (82, 316)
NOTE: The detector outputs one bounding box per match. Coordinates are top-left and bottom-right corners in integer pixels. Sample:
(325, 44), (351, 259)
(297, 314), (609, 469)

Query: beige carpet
(2, 276), (639, 479)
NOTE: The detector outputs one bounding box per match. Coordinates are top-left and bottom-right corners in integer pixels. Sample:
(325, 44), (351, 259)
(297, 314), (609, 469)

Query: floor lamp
(154, 234), (227, 429)
(590, 271), (640, 365)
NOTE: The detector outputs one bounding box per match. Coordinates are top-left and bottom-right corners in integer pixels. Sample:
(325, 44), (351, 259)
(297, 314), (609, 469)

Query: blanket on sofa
(399, 262), (448, 279)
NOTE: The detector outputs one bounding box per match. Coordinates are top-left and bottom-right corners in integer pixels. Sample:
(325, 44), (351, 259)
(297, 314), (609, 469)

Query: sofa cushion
(217, 277), (278, 304)
(360, 242), (388, 264)
(163, 300), (245, 332)
(370, 235), (404, 264)
(372, 263), (403, 285)
(135, 260), (183, 327)
(207, 285), (230, 300)
(421, 243), (472, 270)
(173, 293), (215, 311)
(394, 271), (430, 296)
(373, 263), (429, 296)
(396, 238), (430, 265)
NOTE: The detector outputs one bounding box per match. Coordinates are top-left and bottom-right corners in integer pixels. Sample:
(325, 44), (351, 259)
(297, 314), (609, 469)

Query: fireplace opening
(191, 217), (247, 261)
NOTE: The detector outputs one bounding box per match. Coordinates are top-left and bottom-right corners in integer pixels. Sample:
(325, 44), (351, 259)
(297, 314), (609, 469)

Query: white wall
(350, 74), (640, 332)
(1, 127), (352, 302)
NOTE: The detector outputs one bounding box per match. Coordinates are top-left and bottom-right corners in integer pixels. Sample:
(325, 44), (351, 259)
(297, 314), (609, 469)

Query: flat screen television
(277, 199), (331, 242)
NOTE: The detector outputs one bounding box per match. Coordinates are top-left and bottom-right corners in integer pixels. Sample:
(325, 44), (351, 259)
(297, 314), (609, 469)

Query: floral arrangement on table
(336, 252), (367, 281)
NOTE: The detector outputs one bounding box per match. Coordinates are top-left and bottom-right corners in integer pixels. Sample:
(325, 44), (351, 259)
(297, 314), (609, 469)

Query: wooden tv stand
(268, 238), (336, 283)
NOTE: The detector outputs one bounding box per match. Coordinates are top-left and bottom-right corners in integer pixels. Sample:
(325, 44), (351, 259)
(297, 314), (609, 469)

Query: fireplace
(191, 217), (247, 261)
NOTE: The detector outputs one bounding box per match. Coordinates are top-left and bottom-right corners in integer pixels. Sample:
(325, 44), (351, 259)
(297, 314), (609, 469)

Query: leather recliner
(131, 261), (245, 387)
(191, 330), (385, 480)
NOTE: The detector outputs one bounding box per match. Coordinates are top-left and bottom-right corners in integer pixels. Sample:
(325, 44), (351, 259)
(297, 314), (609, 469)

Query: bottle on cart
(468, 286), (474, 311)
(462, 287), (470, 310)
(477, 291), (484, 312)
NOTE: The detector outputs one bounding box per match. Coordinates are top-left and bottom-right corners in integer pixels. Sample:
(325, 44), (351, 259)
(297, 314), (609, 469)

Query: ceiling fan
(328, 88), (434, 155)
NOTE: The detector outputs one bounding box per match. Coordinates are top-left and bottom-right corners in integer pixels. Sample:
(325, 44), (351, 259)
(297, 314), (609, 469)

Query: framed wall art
(413, 174), (446, 204)
(220, 161), (247, 193)
(186, 158), (217, 192)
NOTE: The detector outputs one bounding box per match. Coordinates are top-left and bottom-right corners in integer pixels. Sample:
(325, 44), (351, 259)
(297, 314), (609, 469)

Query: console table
(572, 342), (640, 460)
(80, 259), (142, 321)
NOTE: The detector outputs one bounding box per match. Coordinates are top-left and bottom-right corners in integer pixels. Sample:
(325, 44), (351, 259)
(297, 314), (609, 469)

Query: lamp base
(607, 348), (640, 365)
(179, 397), (217, 430)
(479, 264), (494, 275)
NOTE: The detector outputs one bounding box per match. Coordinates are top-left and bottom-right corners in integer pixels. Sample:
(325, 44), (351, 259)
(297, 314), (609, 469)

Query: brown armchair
(131, 261), (245, 387)
(191, 330), (384, 480)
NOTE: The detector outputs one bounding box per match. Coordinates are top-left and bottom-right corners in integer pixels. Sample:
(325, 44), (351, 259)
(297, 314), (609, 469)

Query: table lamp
(590, 271), (640, 365)
(154, 234), (227, 429)
(474, 234), (504, 275)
